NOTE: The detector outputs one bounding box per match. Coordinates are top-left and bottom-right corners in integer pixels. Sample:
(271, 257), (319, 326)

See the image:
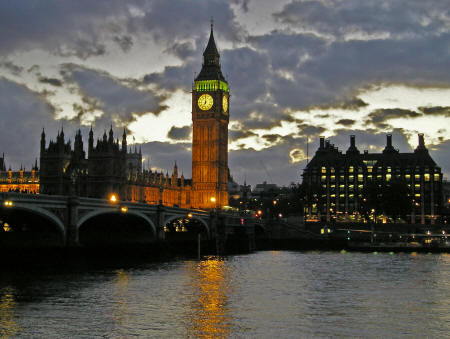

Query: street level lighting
(120, 206), (128, 213)
(3, 200), (13, 207)
(109, 193), (118, 203)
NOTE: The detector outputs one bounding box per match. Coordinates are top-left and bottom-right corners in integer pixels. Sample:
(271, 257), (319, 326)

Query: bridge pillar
(67, 196), (80, 247)
(156, 204), (165, 241)
(211, 212), (226, 255)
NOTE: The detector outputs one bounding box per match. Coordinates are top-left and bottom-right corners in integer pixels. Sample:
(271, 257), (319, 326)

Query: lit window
(321, 176), (327, 181)
(386, 174), (391, 181)
(330, 167), (335, 173)
(349, 176), (354, 181)
(349, 166), (354, 173)
(415, 174), (420, 180)
(424, 174), (430, 182)
(321, 167), (326, 173)
(331, 175), (335, 181)
(358, 174), (363, 182)
(387, 167), (391, 173)
(367, 167), (373, 173)
(434, 174), (440, 181)
(405, 174), (411, 180)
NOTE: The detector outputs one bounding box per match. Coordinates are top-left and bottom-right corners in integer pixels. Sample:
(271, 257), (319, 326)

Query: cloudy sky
(0, 0), (449, 186)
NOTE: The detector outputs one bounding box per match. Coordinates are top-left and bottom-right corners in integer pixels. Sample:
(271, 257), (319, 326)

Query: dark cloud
(143, 61), (197, 91)
(0, 78), (77, 170)
(230, 0), (250, 12)
(273, 0), (449, 39)
(167, 125), (191, 140)
(262, 134), (281, 144)
(138, 0), (244, 44)
(419, 106), (450, 117)
(337, 119), (356, 126)
(113, 35), (134, 53)
(229, 135), (307, 186)
(61, 64), (166, 128)
(367, 108), (422, 128)
(39, 77), (63, 87)
(164, 41), (197, 60)
(0, 1), (131, 58)
(0, 61), (23, 76)
(296, 123), (326, 137)
(229, 129), (257, 141)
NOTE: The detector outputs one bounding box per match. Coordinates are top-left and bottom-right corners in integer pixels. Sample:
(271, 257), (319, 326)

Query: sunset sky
(0, 0), (449, 186)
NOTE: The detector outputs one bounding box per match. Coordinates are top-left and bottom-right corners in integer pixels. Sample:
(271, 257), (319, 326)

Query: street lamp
(109, 193), (118, 203)
(3, 200), (13, 207)
(210, 197), (216, 209)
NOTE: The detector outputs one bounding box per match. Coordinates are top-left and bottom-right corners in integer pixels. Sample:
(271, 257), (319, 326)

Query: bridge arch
(163, 214), (210, 237)
(8, 205), (66, 238)
(77, 209), (157, 236)
(0, 205), (66, 247)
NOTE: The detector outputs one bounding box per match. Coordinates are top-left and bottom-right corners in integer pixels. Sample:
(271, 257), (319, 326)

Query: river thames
(1, 250), (449, 338)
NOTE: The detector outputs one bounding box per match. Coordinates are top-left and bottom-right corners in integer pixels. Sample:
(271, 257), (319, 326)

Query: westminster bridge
(0, 192), (262, 253)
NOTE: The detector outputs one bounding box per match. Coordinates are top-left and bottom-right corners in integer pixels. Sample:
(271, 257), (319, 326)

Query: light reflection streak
(112, 269), (130, 337)
(184, 256), (233, 338)
(0, 287), (19, 338)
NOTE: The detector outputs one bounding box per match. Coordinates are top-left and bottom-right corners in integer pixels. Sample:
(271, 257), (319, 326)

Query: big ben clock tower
(192, 22), (229, 209)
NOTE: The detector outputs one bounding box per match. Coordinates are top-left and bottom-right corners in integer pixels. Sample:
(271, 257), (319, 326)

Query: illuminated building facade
(302, 134), (443, 224)
(191, 22), (229, 209)
(0, 154), (39, 194)
(38, 127), (194, 207)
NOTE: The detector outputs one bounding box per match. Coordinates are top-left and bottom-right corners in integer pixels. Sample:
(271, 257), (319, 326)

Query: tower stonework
(192, 24), (229, 209)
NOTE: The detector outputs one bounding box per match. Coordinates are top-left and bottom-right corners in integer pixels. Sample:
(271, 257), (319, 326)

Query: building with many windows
(302, 134), (443, 224)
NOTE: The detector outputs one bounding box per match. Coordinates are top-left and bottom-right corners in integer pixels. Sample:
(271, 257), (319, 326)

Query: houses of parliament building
(0, 24), (230, 210)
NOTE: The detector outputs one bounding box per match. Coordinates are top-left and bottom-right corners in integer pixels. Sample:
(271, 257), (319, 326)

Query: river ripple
(0, 251), (449, 338)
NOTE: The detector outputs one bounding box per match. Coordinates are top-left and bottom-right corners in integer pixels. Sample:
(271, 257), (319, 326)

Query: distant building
(0, 154), (39, 194)
(251, 182), (280, 201)
(302, 134), (443, 224)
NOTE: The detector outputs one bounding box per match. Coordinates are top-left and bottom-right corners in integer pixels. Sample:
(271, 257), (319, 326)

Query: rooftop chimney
(319, 136), (325, 149)
(418, 133), (425, 147)
(387, 134), (392, 148)
(350, 135), (355, 147)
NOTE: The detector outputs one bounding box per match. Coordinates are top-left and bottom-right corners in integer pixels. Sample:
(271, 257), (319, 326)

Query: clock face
(198, 94), (214, 111)
(222, 95), (228, 113)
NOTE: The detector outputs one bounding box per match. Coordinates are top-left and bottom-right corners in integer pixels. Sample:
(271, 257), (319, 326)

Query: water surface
(1, 251), (449, 338)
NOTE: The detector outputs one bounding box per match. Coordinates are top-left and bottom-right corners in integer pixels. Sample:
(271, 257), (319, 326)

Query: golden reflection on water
(112, 269), (130, 336)
(184, 256), (233, 339)
(0, 287), (19, 338)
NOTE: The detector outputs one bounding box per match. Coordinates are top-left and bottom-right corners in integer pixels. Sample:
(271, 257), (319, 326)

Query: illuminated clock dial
(198, 94), (214, 111)
(222, 95), (228, 113)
